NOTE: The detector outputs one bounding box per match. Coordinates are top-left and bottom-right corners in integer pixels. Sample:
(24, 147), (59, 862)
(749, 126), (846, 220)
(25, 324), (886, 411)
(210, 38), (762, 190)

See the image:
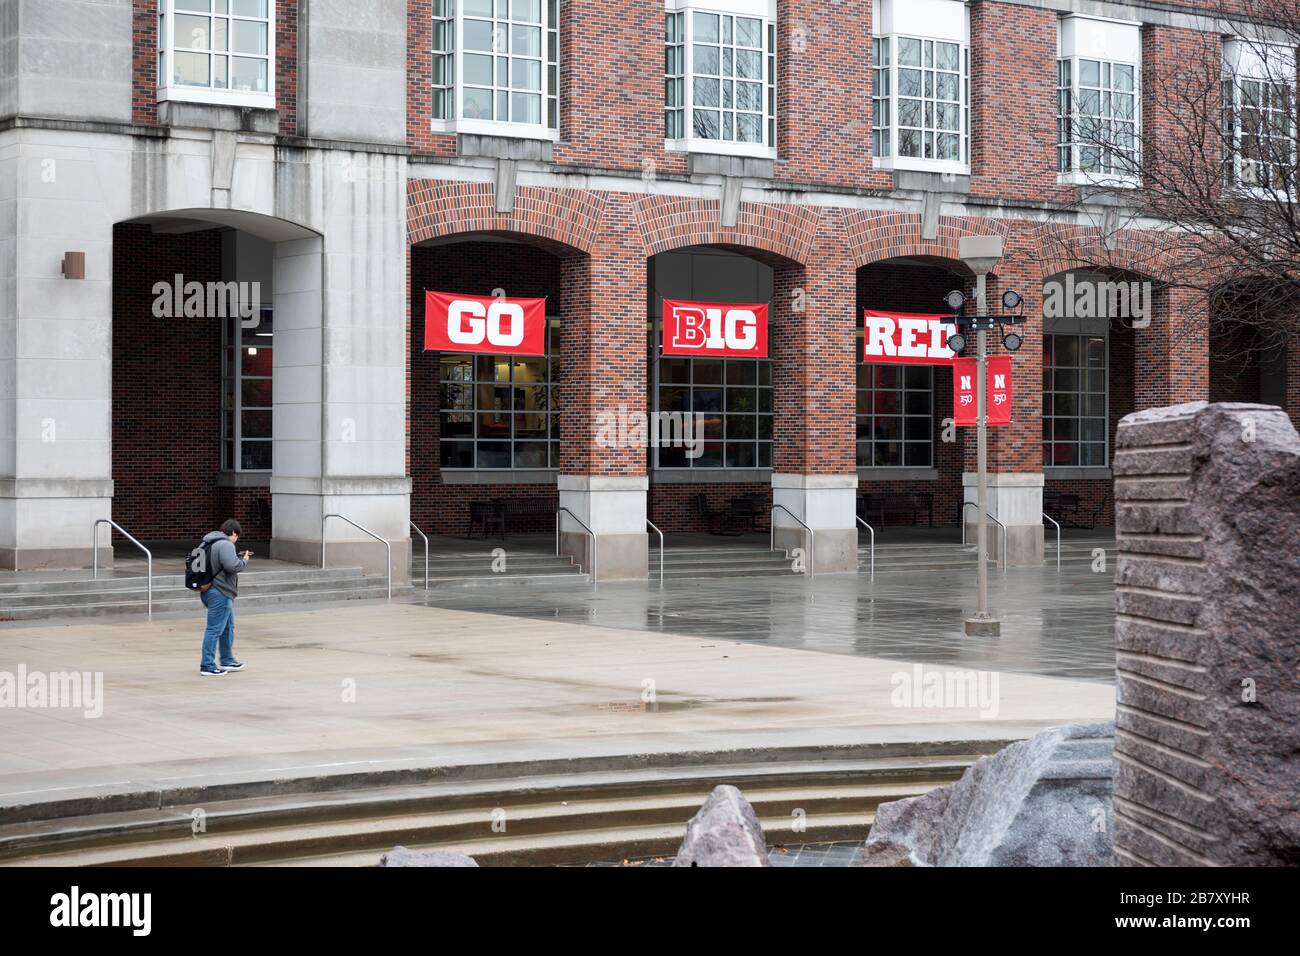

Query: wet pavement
(417, 538), (1118, 684)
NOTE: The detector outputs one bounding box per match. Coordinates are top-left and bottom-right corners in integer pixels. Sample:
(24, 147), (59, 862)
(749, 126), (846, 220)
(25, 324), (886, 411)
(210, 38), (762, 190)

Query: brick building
(1, 0), (1296, 578)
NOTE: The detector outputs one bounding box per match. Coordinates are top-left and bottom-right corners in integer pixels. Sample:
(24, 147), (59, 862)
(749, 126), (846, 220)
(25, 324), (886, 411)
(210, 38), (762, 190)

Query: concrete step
(0, 574), (385, 609)
(0, 753), (978, 867)
(0, 584), (396, 622)
(420, 572), (593, 590)
(0, 566), (367, 597)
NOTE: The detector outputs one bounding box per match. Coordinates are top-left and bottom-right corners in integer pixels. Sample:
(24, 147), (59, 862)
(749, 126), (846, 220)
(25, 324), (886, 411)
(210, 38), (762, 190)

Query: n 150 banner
(662, 300), (769, 358)
(863, 310), (960, 365)
(952, 356), (1013, 426)
(424, 291), (548, 356)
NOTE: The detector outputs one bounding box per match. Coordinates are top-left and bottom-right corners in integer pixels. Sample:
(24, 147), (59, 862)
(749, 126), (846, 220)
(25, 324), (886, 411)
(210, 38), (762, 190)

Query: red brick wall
(111, 224), (271, 542)
(969, 1), (1063, 203)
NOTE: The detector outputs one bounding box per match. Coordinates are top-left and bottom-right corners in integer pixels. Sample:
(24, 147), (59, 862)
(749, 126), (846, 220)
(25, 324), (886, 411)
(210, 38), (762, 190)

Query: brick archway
(845, 213), (1011, 270)
(633, 196), (820, 266)
(407, 181), (605, 255)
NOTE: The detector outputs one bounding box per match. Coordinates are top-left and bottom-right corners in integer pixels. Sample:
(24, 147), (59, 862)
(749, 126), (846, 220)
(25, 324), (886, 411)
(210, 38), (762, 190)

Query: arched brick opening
(111, 209), (318, 549)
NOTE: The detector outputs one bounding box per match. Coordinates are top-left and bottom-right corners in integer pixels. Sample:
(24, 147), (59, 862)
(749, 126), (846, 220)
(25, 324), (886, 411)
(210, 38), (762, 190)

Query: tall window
(1223, 43), (1296, 191)
(656, 356), (773, 468)
(158, 0), (274, 106)
(223, 311), (273, 472)
(871, 34), (969, 169)
(663, 2), (777, 156)
(432, 0), (559, 135)
(1057, 57), (1138, 178)
(1043, 333), (1107, 467)
(439, 321), (560, 469)
(857, 363), (933, 468)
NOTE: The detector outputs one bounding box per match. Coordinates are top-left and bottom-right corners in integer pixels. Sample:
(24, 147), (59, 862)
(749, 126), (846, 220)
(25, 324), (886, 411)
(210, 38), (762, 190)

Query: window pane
(240, 441), (272, 471)
(174, 51), (209, 86)
(231, 0), (267, 15)
(230, 56), (267, 92)
(511, 24), (541, 56)
(511, 92), (541, 124)
(464, 19), (494, 51)
(694, 12), (719, 43)
(464, 53), (493, 86)
(231, 19), (266, 54)
(898, 38), (921, 66)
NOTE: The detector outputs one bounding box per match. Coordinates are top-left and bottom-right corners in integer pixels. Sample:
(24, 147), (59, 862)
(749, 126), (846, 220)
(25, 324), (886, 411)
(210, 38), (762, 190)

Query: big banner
(424, 291), (548, 356)
(661, 300), (769, 358)
(863, 310), (960, 365)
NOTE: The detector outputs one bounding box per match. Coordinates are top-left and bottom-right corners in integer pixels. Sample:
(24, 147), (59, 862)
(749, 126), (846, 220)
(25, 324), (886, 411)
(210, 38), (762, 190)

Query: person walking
(197, 519), (251, 677)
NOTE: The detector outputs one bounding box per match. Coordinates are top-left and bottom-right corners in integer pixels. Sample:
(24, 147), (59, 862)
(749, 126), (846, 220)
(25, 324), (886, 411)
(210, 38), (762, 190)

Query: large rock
(1113, 402), (1300, 866)
(379, 846), (479, 867)
(673, 785), (770, 867)
(863, 722), (1115, 866)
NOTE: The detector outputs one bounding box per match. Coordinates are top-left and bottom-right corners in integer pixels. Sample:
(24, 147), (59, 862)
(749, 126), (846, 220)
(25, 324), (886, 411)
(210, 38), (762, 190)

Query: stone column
(270, 150), (412, 581)
(556, 197), (648, 581)
(1113, 401), (1299, 865)
(770, 212), (858, 573)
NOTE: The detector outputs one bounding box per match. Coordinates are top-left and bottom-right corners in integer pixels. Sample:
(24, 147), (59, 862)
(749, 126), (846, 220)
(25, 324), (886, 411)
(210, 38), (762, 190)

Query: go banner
(661, 300), (769, 358)
(863, 310), (961, 365)
(424, 291), (548, 356)
(952, 356), (1013, 426)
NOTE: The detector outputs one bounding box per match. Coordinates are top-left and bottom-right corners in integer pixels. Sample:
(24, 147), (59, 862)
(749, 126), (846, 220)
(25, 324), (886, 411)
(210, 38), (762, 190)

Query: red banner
(662, 299), (769, 358)
(952, 356), (1013, 426)
(424, 291), (547, 355)
(863, 310), (961, 365)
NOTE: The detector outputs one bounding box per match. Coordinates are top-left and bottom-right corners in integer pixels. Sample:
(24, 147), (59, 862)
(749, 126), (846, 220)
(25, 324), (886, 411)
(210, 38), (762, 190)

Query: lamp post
(959, 237), (1003, 636)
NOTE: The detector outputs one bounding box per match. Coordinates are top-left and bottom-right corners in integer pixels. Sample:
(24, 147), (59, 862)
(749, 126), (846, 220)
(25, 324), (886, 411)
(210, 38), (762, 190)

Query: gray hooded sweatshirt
(202, 530), (249, 599)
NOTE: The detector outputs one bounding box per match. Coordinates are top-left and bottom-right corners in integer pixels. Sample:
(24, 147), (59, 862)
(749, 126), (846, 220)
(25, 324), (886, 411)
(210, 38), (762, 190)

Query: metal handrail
(409, 520), (429, 590)
(961, 501), (1007, 574)
(323, 514), (392, 601)
(556, 507), (597, 588)
(92, 519), (153, 620)
(770, 504), (815, 579)
(646, 519), (664, 588)
(1042, 512), (1061, 573)
(855, 515), (875, 580)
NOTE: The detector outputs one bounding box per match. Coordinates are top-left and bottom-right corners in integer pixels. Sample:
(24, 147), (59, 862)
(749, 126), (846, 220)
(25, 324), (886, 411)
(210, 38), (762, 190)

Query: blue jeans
(200, 588), (237, 669)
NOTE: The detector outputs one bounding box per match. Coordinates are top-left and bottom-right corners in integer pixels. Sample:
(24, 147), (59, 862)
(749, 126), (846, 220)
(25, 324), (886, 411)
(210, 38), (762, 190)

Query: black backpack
(185, 539), (218, 592)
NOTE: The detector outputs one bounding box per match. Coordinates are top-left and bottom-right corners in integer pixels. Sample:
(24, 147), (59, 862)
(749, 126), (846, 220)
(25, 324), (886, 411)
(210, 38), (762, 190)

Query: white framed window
(1223, 40), (1296, 194)
(664, 0), (777, 159)
(1056, 15), (1141, 185)
(432, 0), (559, 141)
(872, 0), (969, 173)
(157, 0), (275, 108)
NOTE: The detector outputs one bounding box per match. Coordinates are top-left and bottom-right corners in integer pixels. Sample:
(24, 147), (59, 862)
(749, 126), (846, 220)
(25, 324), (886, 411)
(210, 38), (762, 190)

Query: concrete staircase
(410, 551), (591, 589)
(649, 547), (798, 580)
(0, 567), (393, 622)
(0, 743), (1001, 867)
(861, 535), (1114, 574)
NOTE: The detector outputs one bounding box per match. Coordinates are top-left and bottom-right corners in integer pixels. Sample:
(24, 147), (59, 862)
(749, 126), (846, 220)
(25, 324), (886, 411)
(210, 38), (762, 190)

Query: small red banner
(424, 291), (547, 356)
(952, 356), (1013, 426)
(662, 299), (769, 358)
(863, 310), (961, 365)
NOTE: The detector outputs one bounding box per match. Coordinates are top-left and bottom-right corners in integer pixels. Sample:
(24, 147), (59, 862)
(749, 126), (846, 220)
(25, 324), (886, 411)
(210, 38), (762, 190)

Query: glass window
(1224, 72), (1295, 190)
(433, 0), (559, 129)
(1043, 333), (1108, 467)
(856, 356), (933, 468)
(439, 320), (561, 469)
(222, 310), (273, 472)
(872, 33), (969, 167)
(653, 350), (773, 469)
(1057, 57), (1139, 177)
(664, 3), (776, 151)
(159, 0), (273, 96)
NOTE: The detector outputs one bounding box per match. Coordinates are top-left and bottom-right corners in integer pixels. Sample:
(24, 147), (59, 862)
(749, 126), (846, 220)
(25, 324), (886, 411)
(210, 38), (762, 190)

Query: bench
(1043, 490), (1101, 530)
(694, 494), (746, 536)
(859, 492), (934, 527)
(467, 498), (558, 539)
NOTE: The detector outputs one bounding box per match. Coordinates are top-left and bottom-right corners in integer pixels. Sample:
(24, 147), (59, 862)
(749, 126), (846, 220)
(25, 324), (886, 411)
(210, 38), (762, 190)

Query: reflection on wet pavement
(417, 560), (1116, 683)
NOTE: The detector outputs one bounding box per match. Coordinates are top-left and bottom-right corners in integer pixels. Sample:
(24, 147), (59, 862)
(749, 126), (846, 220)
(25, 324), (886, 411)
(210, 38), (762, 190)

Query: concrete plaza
(0, 575), (1115, 813)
